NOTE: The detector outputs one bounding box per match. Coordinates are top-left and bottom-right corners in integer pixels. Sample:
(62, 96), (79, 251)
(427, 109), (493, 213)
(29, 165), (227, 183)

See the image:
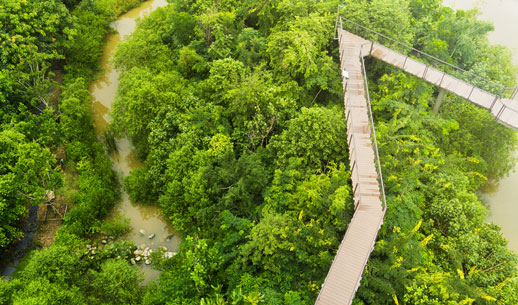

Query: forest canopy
(1, 0), (518, 304)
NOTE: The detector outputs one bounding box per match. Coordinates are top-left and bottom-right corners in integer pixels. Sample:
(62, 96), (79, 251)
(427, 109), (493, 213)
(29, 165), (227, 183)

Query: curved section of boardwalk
(315, 29), (386, 305)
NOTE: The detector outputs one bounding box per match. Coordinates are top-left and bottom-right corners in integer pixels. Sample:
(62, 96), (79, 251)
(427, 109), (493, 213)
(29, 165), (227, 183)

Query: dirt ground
(32, 69), (68, 248)
(34, 195), (68, 247)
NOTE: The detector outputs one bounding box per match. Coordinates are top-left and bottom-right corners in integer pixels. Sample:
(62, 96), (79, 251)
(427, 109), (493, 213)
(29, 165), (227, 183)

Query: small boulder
(130, 258), (136, 265)
(145, 259), (151, 265)
(139, 229), (145, 235)
(148, 233), (155, 239)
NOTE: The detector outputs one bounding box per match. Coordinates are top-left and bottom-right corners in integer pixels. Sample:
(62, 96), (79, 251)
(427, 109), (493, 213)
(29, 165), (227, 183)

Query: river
(443, 0), (518, 253)
(89, 0), (179, 283)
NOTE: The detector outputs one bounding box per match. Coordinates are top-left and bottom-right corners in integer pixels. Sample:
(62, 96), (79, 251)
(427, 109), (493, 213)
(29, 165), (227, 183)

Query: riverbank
(443, 0), (518, 253)
(89, 0), (180, 283)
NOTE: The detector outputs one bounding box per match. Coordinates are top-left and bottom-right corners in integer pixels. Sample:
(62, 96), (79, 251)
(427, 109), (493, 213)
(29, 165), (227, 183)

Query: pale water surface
(444, 0), (518, 65)
(89, 0), (179, 283)
(444, 0), (518, 253)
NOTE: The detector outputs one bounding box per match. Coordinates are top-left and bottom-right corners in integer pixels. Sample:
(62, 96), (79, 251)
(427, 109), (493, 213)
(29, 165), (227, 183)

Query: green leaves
(268, 107), (347, 174)
(112, 67), (188, 146)
(87, 259), (144, 305)
(266, 13), (336, 90)
(91, 0), (518, 304)
(0, 129), (61, 247)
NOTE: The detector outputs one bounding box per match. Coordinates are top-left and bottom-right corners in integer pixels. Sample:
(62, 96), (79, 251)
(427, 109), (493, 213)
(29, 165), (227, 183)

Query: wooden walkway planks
(315, 29), (385, 305)
(366, 41), (518, 129)
(316, 20), (518, 305)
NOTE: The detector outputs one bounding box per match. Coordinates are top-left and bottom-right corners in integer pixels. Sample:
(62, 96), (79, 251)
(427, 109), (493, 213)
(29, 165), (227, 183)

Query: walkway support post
(433, 88), (447, 114)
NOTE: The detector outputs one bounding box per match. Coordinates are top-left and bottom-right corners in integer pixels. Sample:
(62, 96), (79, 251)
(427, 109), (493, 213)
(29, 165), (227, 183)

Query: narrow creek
(89, 0), (179, 283)
(443, 0), (518, 253)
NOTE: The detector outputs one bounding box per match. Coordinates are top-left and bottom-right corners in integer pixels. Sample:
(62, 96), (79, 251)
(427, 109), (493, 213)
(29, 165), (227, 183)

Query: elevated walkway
(363, 41), (518, 128)
(315, 9), (518, 305)
(315, 29), (386, 305)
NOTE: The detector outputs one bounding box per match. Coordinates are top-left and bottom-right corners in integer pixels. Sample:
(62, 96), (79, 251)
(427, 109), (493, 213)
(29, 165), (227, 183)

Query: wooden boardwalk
(316, 22), (518, 304)
(315, 29), (386, 305)
(361, 40), (518, 129)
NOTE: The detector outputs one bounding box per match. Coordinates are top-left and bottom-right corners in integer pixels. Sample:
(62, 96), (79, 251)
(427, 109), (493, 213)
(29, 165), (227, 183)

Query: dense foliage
(110, 0), (517, 304)
(1, 0), (518, 304)
(1, 0), (147, 303)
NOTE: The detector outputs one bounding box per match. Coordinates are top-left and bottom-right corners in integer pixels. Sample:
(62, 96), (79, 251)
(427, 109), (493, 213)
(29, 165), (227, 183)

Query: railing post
(403, 56), (409, 70)
(499, 87), (506, 99)
(422, 65), (429, 80)
(497, 104), (506, 120)
(467, 86), (475, 101)
(334, 5), (340, 40)
(489, 95), (499, 111)
(439, 71), (446, 87)
(369, 41), (374, 56)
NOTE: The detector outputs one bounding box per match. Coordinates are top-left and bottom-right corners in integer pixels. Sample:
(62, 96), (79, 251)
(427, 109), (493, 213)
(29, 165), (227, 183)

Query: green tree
(266, 13), (336, 90)
(0, 129), (61, 248)
(268, 107), (348, 173)
(11, 278), (86, 305)
(112, 67), (190, 152)
(87, 259), (144, 305)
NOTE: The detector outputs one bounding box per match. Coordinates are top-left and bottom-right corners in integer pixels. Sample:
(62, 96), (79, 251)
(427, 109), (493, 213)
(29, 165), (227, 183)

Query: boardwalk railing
(339, 29), (387, 212)
(336, 11), (518, 130)
(359, 46), (387, 211)
(336, 6), (518, 100)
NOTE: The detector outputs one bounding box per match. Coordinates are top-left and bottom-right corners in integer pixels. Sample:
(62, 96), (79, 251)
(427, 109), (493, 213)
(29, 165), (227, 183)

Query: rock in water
(145, 259), (151, 265)
(148, 233), (155, 239)
(139, 229), (145, 235)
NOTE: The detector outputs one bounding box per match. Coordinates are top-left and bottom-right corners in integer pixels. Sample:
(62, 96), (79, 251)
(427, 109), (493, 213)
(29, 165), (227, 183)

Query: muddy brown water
(89, 0), (179, 283)
(443, 0), (518, 253)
